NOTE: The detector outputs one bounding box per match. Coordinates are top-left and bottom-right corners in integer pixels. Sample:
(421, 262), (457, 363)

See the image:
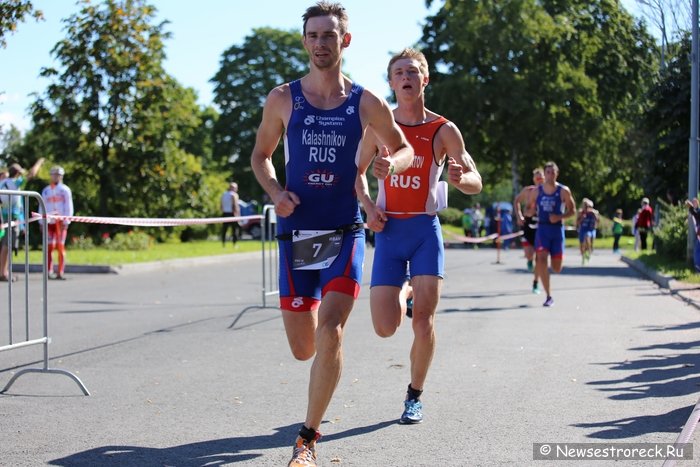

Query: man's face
(303, 15), (347, 70)
(544, 166), (557, 183)
(389, 58), (428, 99)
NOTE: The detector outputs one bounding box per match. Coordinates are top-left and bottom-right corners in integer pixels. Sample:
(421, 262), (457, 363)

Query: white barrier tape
(444, 232), (499, 244)
(0, 216), (42, 230)
(31, 213), (263, 228)
(444, 230), (525, 244)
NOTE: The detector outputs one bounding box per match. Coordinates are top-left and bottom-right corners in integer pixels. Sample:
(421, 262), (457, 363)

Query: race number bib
(292, 230), (343, 270)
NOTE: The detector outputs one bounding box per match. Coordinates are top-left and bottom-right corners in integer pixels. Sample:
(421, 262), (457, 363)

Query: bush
(69, 234), (95, 250)
(180, 225), (210, 242)
(439, 207), (463, 227)
(654, 201), (688, 258)
(103, 230), (153, 251)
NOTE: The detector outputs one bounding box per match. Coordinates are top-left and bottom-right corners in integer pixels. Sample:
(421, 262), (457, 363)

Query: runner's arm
(250, 86), (300, 218)
(440, 122), (482, 195)
(514, 187), (527, 225)
(356, 130), (387, 232)
(561, 187), (576, 221)
(360, 91), (413, 177)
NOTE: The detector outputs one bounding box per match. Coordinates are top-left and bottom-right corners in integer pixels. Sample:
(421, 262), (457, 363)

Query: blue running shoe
(543, 296), (554, 307)
(399, 398), (423, 424)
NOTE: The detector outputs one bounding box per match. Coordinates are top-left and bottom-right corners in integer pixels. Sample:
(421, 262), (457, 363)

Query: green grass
(626, 250), (700, 284)
(24, 239), (263, 266)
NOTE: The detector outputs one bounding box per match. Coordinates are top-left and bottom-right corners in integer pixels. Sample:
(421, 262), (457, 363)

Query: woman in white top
(41, 166), (73, 279)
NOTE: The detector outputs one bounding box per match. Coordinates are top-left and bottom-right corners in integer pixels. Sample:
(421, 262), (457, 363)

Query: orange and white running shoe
(288, 435), (318, 467)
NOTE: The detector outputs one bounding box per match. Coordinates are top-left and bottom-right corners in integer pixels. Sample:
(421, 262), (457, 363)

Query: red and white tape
(31, 213), (263, 228)
(445, 231), (523, 244)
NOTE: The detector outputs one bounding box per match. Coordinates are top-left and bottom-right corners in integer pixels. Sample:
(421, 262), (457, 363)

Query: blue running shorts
(371, 215), (444, 288)
(535, 223), (565, 259)
(278, 228), (365, 312)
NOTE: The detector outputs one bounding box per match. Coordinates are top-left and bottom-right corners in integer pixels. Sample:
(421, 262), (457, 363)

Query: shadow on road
(572, 405), (693, 439)
(48, 420), (397, 466)
(580, 323), (700, 438)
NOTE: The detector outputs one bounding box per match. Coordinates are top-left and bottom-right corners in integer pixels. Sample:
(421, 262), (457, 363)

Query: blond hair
(387, 47), (429, 80)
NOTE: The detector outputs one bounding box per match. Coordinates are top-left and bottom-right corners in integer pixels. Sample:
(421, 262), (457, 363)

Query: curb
(621, 255), (700, 310)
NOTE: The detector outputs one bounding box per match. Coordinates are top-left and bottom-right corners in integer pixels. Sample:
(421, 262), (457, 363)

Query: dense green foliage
(654, 200), (691, 259)
(420, 0), (658, 215)
(210, 27), (307, 200)
(642, 34), (693, 206)
(25, 0), (226, 240)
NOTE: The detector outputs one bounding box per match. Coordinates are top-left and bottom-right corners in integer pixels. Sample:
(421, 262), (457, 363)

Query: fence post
(0, 189), (89, 395)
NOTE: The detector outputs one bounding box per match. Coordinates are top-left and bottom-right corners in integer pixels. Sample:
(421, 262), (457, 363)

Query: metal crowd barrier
(0, 189), (89, 395)
(229, 204), (279, 329)
(260, 204), (279, 307)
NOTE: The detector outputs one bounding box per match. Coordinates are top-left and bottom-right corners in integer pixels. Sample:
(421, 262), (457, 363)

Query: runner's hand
(447, 157), (465, 185)
(372, 146), (393, 179)
(273, 191), (300, 218)
(365, 203), (387, 233)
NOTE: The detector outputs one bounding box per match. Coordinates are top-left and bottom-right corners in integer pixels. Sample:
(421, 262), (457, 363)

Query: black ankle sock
(407, 384), (423, 401)
(299, 425), (317, 443)
(533, 280), (538, 287)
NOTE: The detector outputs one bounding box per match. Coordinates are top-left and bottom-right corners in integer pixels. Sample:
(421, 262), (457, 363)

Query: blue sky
(0, 0), (438, 132)
(0, 0), (640, 134)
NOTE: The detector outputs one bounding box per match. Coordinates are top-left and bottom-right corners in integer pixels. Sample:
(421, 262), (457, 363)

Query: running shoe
(543, 296), (554, 307)
(399, 398), (423, 424)
(532, 283), (541, 294)
(406, 297), (413, 319)
(288, 436), (317, 467)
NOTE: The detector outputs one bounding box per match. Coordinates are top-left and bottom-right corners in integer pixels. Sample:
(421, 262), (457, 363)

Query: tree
(420, 0), (657, 213)
(0, 0), (43, 48)
(642, 34), (693, 204)
(211, 27), (308, 200)
(30, 0), (220, 236)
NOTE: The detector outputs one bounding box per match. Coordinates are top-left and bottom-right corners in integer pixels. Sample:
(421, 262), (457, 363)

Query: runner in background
(514, 167), (544, 293)
(526, 161), (576, 307)
(576, 198), (598, 265)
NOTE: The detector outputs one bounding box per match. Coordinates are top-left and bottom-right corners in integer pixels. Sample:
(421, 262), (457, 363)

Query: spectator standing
(0, 159), (44, 281)
(472, 202), (484, 238)
(686, 198), (700, 272)
(41, 166), (73, 280)
(220, 182), (241, 246)
(635, 197), (654, 250)
(612, 209), (624, 254)
(461, 209), (473, 238)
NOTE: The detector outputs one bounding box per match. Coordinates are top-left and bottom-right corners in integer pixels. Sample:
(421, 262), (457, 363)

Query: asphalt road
(1, 246), (699, 466)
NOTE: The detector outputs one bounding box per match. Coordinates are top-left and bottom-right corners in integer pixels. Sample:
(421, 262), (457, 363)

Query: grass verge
(24, 239), (263, 266)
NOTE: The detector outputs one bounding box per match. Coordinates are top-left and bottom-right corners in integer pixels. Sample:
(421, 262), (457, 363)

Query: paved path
(1, 247), (699, 466)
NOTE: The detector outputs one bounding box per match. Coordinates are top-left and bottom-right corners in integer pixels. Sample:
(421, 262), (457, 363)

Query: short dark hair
(544, 161), (559, 174)
(302, 1), (348, 36)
